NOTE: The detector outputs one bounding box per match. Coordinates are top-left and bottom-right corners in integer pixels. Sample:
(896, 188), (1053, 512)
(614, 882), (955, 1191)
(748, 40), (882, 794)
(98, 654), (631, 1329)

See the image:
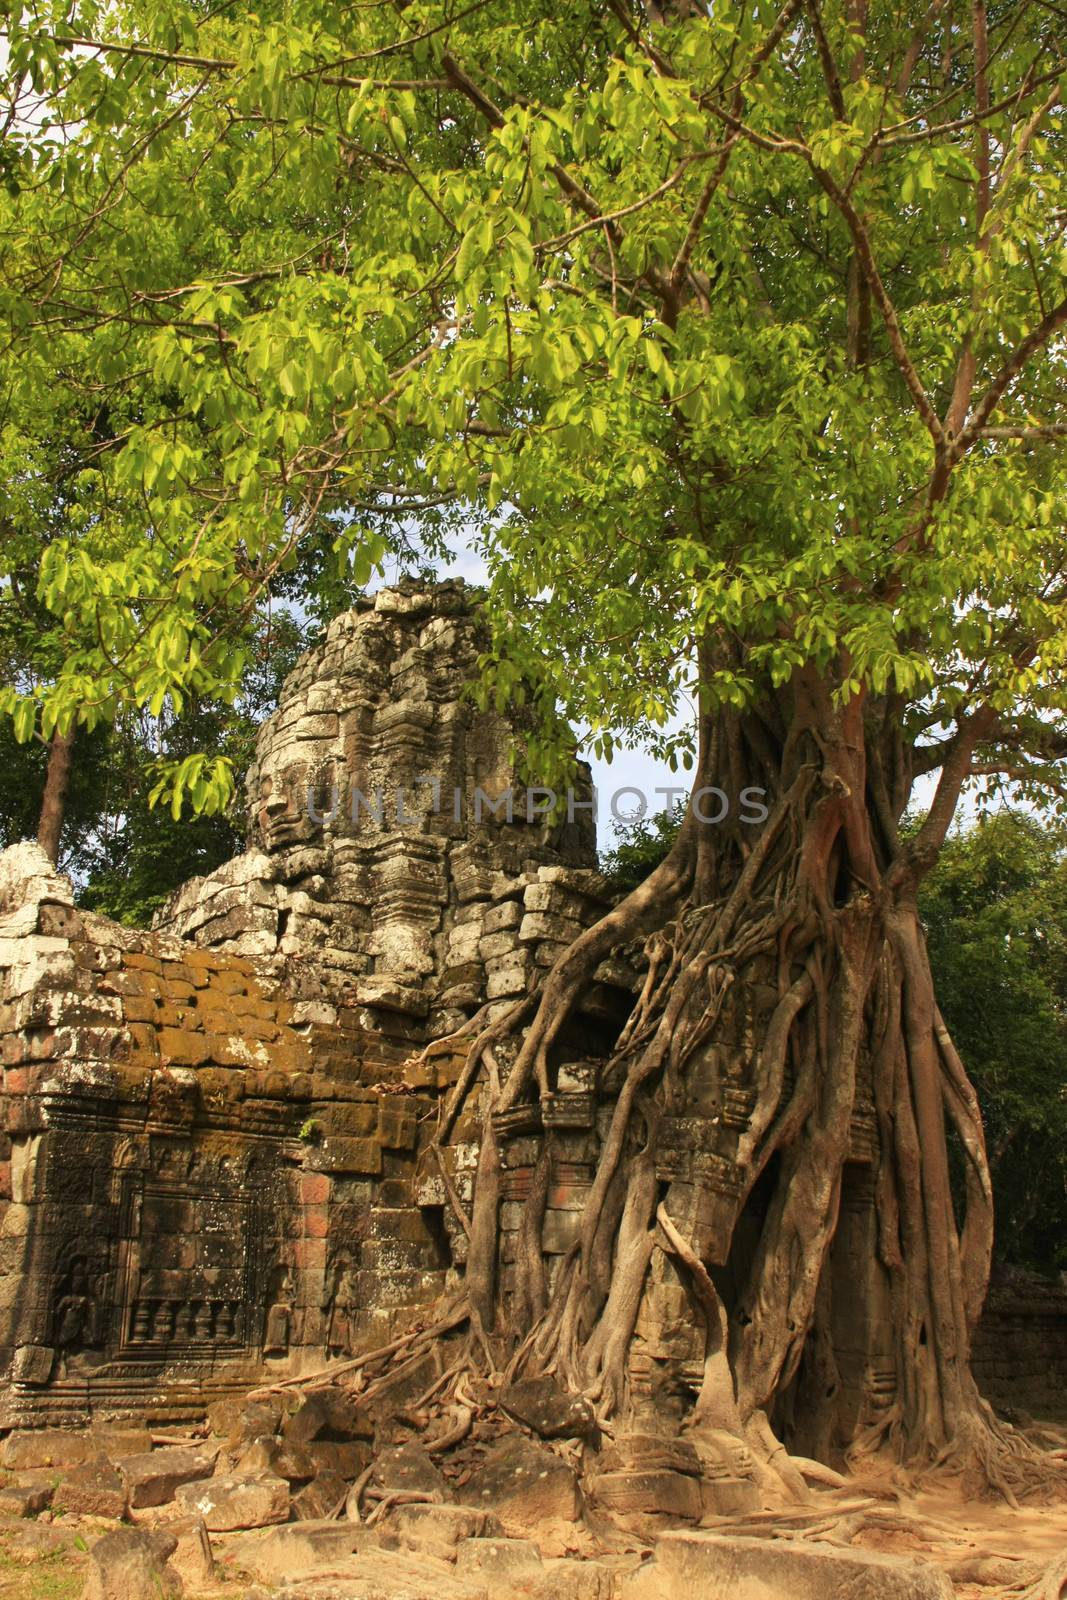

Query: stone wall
(0, 581), (624, 1426)
(971, 1271), (1067, 1419)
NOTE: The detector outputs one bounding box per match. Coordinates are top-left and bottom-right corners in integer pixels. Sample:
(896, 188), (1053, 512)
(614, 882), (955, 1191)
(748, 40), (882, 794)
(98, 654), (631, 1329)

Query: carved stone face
(254, 754), (337, 855)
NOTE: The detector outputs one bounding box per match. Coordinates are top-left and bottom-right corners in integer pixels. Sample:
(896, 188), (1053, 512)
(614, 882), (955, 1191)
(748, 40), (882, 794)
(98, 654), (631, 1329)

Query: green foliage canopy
(0, 0), (1065, 802)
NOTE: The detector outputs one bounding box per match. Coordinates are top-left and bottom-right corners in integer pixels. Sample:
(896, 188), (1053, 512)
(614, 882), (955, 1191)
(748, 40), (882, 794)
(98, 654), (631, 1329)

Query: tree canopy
(0, 0), (1064, 816)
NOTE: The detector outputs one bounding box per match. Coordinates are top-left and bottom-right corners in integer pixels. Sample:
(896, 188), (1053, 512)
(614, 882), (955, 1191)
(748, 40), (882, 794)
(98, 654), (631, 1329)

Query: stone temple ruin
(0, 576), (1062, 1475)
(0, 580), (625, 1429)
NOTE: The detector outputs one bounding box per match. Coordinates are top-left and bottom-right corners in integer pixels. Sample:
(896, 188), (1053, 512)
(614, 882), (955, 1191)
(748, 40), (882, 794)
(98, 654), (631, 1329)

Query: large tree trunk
(411, 671), (1045, 1499)
(36, 728), (74, 867)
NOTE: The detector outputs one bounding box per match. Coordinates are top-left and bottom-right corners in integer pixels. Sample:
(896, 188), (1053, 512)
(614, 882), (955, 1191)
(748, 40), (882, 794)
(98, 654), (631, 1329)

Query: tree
(3, 0), (1066, 1490)
(919, 813), (1067, 1277)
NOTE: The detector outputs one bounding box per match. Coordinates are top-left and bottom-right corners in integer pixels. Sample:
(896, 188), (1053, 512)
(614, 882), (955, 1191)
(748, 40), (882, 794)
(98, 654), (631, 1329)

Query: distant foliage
(0, 612), (313, 925)
(919, 813), (1067, 1275)
(600, 800), (686, 892)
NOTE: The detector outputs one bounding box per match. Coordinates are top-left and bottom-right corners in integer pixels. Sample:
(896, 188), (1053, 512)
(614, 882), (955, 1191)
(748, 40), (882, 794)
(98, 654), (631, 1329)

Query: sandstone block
(208, 1395), (283, 1447)
(166, 1513), (216, 1588)
(304, 1135), (382, 1175)
(618, 1532), (956, 1600)
(455, 1535), (543, 1580)
(117, 1446), (216, 1509)
(499, 1377), (598, 1441)
(284, 1388), (373, 1446)
(533, 1558), (616, 1600)
(54, 1463), (127, 1519)
(1, 1428), (102, 1469)
(231, 1520), (372, 1585)
(305, 1439), (373, 1480)
(82, 1527), (181, 1600)
(390, 1502), (503, 1560)
(374, 1441), (449, 1497)
(236, 1434), (317, 1485)
(519, 912), (583, 945)
(460, 1435), (581, 1531)
(0, 1482), (53, 1517)
(589, 1468), (702, 1520)
(292, 1470), (349, 1521)
(486, 965), (532, 999)
(176, 1473), (289, 1531)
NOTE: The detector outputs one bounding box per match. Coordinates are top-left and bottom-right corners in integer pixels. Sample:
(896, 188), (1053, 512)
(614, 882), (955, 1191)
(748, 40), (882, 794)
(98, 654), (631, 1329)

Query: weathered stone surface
(0, 1481), (52, 1517)
(454, 1535), (543, 1580)
(460, 1436), (581, 1530)
(618, 1531), (956, 1600)
(118, 1446), (216, 1509)
(1, 1428), (102, 1470)
(284, 1388), (372, 1445)
(227, 1519), (374, 1586)
(389, 1502), (503, 1559)
(81, 1528), (182, 1600)
(175, 1472), (290, 1530)
(211, 1396), (284, 1447)
(374, 1441), (449, 1497)
(588, 1469), (702, 1520)
(531, 1558), (615, 1600)
(499, 1377), (598, 1441)
(306, 1438), (373, 1481)
(167, 1513), (216, 1588)
(236, 1433), (317, 1484)
(265, 1547), (490, 1600)
(53, 1462), (127, 1519)
(292, 1469), (349, 1520)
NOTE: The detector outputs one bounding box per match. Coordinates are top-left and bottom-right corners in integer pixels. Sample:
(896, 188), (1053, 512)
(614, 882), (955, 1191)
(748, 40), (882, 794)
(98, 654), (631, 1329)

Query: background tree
(920, 813), (1067, 1278)
(2, 0), (1067, 1490)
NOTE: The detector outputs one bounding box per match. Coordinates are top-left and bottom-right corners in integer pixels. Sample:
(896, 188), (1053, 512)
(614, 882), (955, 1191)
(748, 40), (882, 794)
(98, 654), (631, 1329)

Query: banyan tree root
(247, 698), (1064, 1507)
(1006, 1553), (1067, 1600)
(393, 691), (1067, 1503)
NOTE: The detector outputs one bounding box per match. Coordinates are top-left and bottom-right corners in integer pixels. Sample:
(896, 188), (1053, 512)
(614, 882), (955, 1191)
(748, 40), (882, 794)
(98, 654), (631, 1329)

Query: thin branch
(954, 296), (1067, 454)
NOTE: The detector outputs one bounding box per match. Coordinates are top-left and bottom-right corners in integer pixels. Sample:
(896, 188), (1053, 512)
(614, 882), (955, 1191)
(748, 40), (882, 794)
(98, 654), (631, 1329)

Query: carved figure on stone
(53, 1256), (102, 1370)
(322, 1254), (359, 1356)
(263, 1266), (294, 1355)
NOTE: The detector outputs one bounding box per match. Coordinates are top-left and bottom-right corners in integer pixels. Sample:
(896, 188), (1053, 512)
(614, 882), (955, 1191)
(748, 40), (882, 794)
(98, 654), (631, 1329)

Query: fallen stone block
(268, 1546), (492, 1600)
(499, 1377), (598, 1441)
(175, 1472), (289, 1531)
(236, 1432), (317, 1484)
(460, 1435), (581, 1532)
(292, 1469), (349, 1521)
(374, 1440), (449, 1497)
(283, 1387), (372, 1445)
(117, 1445), (216, 1509)
(167, 1512), (216, 1588)
(532, 1557), (615, 1600)
(306, 1437), (372, 1480)
(618, 1530), (956, 1600)
(225, 1518), (374, 1586)
(0, 1427), (103, 1470)
(0, 1481), (53, 1517)
(389, 1501), (503, 1559)
(455, 1535), (543, 1580)
(208, 1394), (284, 1446)
(53, 1462), (127, 1519)
(81, 1527), (182, 1600)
